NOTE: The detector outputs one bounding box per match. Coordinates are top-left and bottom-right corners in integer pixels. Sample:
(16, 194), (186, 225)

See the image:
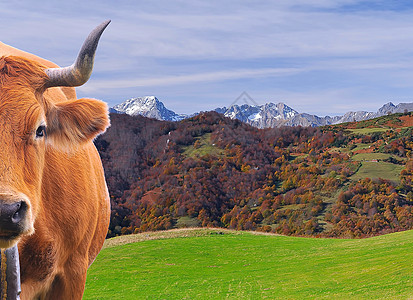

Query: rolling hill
(96, 111), (413, 239)
(84, 228), (413, 299)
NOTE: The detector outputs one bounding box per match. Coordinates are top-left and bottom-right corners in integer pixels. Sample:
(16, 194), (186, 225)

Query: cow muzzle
(0, 195), (32, 248)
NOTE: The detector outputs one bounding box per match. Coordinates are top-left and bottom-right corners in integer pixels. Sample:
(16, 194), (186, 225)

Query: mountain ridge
(112, 96), (413, 128)
(112, 96), (187, 121)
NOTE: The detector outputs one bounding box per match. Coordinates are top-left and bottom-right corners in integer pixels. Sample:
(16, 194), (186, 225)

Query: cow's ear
(46, 98), (110, 149)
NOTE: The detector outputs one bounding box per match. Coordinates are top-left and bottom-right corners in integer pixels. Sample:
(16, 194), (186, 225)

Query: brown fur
(0, 48), (110, 299)
(46, 99), (109, 150)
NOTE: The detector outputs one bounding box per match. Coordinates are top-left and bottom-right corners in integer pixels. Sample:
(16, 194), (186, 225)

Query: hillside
(84, 228), (413, 299)
(96, 111), (413, 239)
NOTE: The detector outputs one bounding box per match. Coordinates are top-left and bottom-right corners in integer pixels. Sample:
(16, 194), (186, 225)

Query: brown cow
(0, 21), (111, 299)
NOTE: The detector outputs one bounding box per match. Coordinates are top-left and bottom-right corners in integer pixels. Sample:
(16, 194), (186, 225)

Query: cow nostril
(11, 201), (27, 224)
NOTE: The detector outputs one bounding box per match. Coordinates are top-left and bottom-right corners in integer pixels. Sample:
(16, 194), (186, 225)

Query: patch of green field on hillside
(181, 133), (224, 158)
(352, 143), (373, 152)
(176, 216), (201, 228)
(318, 188), (346, 232)
(351, 152), (393, 161)
(348, 127), (390, 135)
(351, 161), (404, 183)
(278, 203), (305, 211)
(84, 228), (413, 299)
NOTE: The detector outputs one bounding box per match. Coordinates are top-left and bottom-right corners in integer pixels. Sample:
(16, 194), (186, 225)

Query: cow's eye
(35, 125), (46, 138)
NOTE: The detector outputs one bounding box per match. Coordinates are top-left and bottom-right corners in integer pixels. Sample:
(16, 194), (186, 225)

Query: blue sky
(2, 1), (413, 116)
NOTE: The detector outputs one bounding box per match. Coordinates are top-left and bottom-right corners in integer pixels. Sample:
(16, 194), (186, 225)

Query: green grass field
(349, 143), (372, 152)
(350, 161), (404, 183)
(351, 152), (393, 161)
(348, 127), (390, 135)
(181, 133), (224, 158)
(84, 228), (413, 299)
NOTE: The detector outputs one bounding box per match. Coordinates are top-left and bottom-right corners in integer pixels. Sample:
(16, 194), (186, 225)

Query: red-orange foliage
(96, 112), (413, 238)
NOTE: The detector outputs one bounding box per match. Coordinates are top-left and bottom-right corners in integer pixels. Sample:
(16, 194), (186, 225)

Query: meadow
(84, 228), (413, 299)
(350, 161), (404, 183)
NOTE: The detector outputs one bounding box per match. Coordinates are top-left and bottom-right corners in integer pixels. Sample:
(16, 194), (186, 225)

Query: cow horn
(45, 20), (111, 88)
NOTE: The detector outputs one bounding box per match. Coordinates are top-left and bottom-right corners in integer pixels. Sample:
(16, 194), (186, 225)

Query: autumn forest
(95, 111), (413, 239)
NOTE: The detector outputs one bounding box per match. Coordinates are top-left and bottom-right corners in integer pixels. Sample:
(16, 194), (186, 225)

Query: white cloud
(80, 67), (301, 91)
(3, 0), (413, 115)
(98, 3), (413, 61)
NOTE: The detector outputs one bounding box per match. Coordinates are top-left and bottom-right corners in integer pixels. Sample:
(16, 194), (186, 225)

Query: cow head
(0, 21), (110, 248)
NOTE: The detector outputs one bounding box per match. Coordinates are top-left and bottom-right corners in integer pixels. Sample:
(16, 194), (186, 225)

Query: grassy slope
(84, 228), (413, 299)
(181, 133), (224, 158)
(331, 116), (410, 184)
(348, 127), (390, 135)
(350, 161), (404, 183)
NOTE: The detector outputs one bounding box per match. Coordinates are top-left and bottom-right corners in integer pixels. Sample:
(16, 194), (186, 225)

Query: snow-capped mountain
(330, 102), (413, 125)
(283, 113), (340, 127)
(377, 102), (413, 115)
(216, 101), (413, 128)
(112, 96), (186, 121)
(215, 102), (299, 128)
(111, 97), (413, 128)
(333, 111), (375, 124)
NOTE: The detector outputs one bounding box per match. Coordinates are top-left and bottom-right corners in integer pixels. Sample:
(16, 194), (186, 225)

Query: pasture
(351, 152), (394, 161)
(84, 228), (413, 299)
(350, 161), (404, 183)
(348, 127), (390, 135)
(181, 133), (225, 158)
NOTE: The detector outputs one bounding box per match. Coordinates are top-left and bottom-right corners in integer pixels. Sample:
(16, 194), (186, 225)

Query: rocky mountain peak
(112, 96), (186, 121)
(111, 97), (413, 128)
